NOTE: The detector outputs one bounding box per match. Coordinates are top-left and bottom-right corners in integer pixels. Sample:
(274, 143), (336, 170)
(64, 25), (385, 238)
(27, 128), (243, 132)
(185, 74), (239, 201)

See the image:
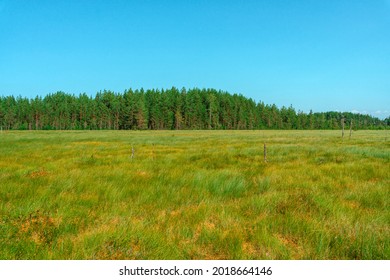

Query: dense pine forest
(0, 87), (388, 130)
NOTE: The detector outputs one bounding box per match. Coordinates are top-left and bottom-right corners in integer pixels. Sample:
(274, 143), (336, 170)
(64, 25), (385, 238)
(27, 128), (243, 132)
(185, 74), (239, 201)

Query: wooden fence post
(264, 143), (267, 163)
(349, 119), (353, 139)
(341, 116), (345, 138)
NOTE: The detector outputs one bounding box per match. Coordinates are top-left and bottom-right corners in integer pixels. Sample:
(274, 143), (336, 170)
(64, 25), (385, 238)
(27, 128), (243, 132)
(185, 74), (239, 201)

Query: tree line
(0, 87), (388, 130)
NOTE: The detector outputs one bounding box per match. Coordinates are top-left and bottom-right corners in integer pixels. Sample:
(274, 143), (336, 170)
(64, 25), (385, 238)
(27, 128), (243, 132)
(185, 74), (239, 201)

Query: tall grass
(0, 130), (389, 259)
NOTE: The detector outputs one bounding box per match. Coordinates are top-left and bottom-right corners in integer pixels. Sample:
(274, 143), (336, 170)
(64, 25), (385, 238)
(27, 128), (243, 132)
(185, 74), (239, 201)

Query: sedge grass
(0, 130), (389, 259)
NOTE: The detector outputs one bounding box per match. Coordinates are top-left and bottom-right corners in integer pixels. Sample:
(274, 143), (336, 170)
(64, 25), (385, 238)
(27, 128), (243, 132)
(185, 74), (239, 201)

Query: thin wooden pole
(264, 143), (267, 163)
(341, 117), (345, 138)
(349, 119), (353, 139)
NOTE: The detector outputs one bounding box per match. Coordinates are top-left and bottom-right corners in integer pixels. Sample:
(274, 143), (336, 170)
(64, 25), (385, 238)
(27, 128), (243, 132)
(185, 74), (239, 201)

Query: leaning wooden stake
(349, 119), (353, 139)
(341, 117), (345, 138)
(264, 143), (267, 163)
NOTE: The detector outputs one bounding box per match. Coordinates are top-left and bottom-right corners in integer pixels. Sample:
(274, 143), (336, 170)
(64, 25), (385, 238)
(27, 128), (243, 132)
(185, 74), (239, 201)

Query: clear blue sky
(1, 0), (389, 118)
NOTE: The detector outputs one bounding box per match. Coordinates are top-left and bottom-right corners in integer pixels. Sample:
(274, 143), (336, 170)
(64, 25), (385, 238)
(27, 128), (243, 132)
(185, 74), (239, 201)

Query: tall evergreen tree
(0, 88), (387, 131)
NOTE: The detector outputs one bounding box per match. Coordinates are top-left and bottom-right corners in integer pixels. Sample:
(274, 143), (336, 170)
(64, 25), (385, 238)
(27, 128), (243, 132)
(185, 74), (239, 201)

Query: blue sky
(0, 0), (389, 118)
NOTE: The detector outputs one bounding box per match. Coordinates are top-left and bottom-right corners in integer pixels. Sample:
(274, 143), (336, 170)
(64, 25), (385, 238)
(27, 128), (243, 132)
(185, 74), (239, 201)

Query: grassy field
(0, 130), (389, 259)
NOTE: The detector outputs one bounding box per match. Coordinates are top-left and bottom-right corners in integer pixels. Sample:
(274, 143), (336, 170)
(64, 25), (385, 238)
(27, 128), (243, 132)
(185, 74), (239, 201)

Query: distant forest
(0, 87), (388, 130)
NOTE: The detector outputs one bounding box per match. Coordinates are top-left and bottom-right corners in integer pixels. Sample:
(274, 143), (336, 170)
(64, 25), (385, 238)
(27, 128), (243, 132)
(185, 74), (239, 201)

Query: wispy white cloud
(373, 110), (390, 116)
(350, 109), (389, 119)
(351, 109), (368, 115)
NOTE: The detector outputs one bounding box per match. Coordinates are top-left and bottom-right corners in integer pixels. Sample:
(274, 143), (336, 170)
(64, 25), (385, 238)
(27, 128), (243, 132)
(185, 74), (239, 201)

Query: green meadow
(0, 130), (389, 259)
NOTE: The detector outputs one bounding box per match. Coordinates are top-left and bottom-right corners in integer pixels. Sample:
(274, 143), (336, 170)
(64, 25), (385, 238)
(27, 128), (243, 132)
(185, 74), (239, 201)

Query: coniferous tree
(0, 88), (386, 131)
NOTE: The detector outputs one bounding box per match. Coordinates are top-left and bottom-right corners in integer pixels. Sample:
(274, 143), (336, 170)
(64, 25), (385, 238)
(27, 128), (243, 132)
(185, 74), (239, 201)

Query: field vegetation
(0, 130), (389, 259)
